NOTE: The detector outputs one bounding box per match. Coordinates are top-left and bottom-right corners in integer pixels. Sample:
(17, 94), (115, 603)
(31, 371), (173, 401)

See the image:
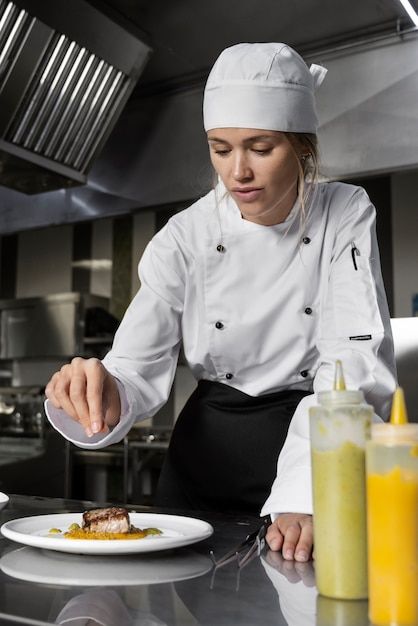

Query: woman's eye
(214, 149), (230, 156)
(252, 148), (272, 155)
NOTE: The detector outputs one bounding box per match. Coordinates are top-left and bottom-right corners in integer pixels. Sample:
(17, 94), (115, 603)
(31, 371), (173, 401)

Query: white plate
(0, 493), (9, 510)
(0, 545), (212, 586)
(0, 513), (214, 555)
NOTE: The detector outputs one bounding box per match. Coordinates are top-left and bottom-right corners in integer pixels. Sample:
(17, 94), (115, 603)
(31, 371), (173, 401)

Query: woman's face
(207, 128), (301, 226)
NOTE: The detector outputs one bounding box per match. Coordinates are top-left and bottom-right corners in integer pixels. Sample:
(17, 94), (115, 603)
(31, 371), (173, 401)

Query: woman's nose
(232, 153), (252, 181)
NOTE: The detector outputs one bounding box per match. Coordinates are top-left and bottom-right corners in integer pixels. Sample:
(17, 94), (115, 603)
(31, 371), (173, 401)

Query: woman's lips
(231, 188), (263, 202)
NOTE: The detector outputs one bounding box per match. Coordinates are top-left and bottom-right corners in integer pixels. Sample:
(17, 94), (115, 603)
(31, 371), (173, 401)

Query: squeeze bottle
(366, 387), (418, 626)
(310, 360), (372, 599)
(316, 595), (369, 626)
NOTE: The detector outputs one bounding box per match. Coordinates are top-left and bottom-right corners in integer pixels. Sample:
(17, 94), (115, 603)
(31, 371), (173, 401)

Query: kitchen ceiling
(91, 0), (409, 96)
(0, 0), (415, 233)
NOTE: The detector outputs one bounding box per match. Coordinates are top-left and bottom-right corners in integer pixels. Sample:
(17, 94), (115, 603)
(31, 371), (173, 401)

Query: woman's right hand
(45, 357), (121, 437)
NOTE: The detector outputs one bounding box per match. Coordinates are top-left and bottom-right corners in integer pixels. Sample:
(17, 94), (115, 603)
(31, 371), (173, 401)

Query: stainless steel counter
(0, 494), (371, 625)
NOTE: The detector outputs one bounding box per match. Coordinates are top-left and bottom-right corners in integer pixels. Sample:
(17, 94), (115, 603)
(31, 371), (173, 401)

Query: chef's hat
(203, 43), (327, 134)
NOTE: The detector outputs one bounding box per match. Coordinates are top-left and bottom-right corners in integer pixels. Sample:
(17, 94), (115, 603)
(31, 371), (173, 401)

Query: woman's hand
(45, 357), (121, 437)
(264, 549), (315, 586)
(266, 513), (313, 562)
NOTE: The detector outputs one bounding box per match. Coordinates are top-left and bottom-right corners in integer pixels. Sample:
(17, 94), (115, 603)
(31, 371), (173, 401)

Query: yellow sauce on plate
(48, 524), (162, 541)
(64, 528), (148, 540)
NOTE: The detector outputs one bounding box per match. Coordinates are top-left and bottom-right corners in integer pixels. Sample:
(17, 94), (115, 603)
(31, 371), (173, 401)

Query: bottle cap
(318, 360), (365, 406)
(372, 387), (418, 443)
(390, 387), (408, 424)
(372, 422), (418, 443)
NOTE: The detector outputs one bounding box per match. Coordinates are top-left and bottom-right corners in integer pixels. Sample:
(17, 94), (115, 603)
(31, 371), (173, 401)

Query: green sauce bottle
(309, 360), (373, 599)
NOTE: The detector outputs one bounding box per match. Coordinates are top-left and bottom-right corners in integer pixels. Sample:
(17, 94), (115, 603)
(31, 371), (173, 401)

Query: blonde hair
(286, 132), (319, 230)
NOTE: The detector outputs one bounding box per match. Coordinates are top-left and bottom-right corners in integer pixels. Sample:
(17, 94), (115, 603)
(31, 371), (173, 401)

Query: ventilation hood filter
(0, 0), (151, 194)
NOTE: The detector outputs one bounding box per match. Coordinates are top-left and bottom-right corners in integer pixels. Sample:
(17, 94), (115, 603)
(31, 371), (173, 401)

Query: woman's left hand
(266, 513), (313, 562)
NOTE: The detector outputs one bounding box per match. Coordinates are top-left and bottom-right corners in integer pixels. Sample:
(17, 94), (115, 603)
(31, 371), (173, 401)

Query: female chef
(45, 42), (397, 563)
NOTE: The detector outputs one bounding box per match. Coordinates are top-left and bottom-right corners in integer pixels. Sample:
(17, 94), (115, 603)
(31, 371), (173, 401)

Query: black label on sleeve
(349, 334), (372, 340)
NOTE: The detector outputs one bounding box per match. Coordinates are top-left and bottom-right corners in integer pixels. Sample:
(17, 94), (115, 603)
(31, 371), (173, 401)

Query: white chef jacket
(46, 180), (397, 517)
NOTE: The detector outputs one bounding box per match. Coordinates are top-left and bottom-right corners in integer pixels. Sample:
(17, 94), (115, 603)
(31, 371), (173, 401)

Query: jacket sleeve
(45, 220), (186, 449)
(261, 187), (397, 517)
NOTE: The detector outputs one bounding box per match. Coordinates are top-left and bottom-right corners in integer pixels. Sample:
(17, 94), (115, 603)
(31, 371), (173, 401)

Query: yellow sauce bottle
(366, 388), (418, 626)
(310, 361), (372, 599)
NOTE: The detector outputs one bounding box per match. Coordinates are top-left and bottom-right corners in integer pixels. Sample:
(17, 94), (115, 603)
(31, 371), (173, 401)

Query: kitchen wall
(391, 170), (418, 317)
(315, 33), (418, 179)
(131, 211), (155, 298)
(90, 218), (113, 298)
(16, 225), (73, 298)
(8, 211), (157, 303)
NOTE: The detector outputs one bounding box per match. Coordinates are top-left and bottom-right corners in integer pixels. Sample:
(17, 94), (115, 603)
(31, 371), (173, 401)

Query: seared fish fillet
(82, 507), (131, 534)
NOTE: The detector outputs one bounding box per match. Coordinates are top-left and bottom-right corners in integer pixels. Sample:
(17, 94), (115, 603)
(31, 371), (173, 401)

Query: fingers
(265, 549), (315, 586)
(47, 365), (79, 423)
(271, 514), (313, 562)
(282, 521), (304, 561)
(69, 367), (90, 431)
(103, 374), (122, 428)
(45, 358), (111, 437)
(293, 518), (314, 563)
(266, 522), (284, 552)
(85, 359), (106, 435)
(45, 372), (64, 408)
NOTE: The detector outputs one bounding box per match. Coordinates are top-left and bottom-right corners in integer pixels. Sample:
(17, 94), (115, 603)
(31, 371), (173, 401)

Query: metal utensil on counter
(210, 516), (271, 569)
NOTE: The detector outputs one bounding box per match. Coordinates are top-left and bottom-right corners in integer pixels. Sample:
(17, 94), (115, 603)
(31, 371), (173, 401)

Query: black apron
(155, 380), (309, 514)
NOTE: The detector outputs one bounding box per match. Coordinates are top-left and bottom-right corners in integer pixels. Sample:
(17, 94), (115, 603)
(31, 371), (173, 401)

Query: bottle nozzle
(333, 360), (346, 391)
(390, 387), (408, 425)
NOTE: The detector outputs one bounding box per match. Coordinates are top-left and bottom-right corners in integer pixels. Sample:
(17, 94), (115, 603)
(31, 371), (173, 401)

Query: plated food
(48, 507), (162, 541)
(1, 511), (214, 555)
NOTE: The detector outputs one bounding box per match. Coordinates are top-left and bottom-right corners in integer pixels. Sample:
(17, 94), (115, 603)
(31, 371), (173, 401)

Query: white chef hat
(203, 42), (327, 134)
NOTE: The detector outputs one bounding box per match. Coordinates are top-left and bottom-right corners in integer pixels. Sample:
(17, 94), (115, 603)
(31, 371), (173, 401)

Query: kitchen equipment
(0, 292), (111, 388)
(0, 292), (109, 360)
(310, 360), (372, 599)
(366, 388), (418, 626)
(0, 0), (151, 193)
(0, 388), (44, 436)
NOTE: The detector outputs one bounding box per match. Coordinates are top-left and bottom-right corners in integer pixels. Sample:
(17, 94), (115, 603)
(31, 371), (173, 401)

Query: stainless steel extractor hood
(0, 0), (151, 194)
